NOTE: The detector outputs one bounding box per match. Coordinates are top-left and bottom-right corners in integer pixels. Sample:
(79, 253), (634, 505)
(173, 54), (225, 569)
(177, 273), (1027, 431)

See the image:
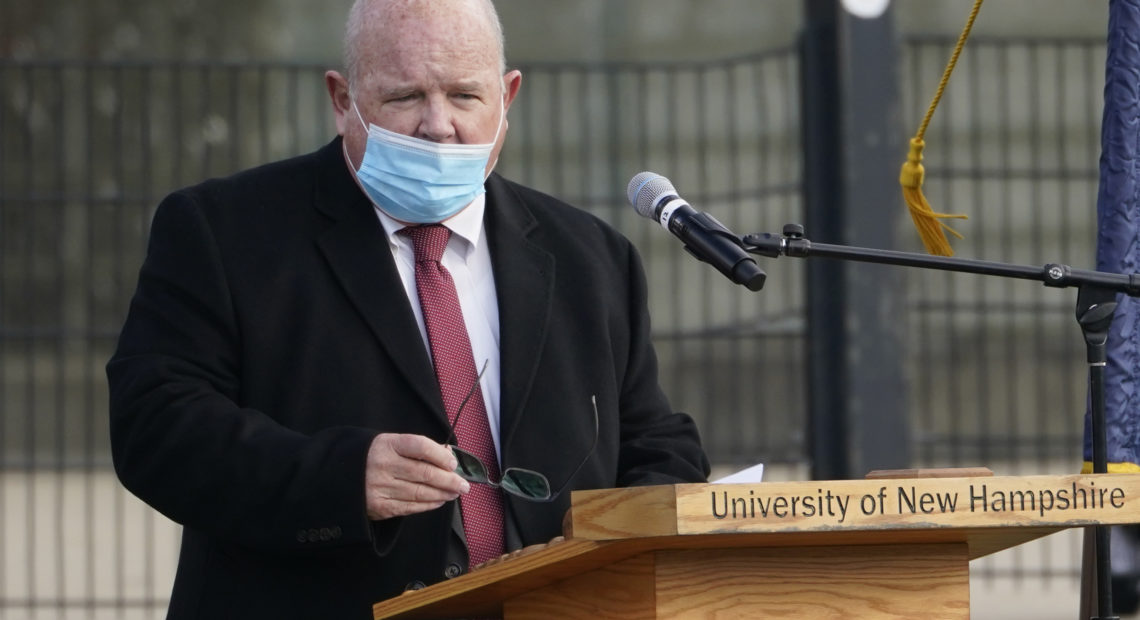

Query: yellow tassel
(898, 138), (967, 257)
(1081, 461), (1140, 474)
(901, 0), (983, 256)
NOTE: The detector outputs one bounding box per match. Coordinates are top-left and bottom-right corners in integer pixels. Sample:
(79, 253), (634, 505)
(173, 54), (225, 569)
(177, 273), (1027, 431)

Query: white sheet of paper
(711, 463), (765, 484)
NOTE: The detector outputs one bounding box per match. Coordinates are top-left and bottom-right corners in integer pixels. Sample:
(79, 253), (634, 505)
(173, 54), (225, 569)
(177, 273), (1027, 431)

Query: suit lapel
(309, 151), (555, 439)
(312, 139), (444, 419)
(484, 175), (555, 456)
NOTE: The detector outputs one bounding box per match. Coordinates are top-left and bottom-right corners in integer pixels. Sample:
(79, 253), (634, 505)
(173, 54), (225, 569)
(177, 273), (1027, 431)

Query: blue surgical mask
(350, 97), (503, 224)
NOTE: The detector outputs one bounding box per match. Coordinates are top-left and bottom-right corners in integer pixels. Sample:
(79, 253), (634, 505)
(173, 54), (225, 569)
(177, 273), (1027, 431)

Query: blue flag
(1085, 0), (1140, 473)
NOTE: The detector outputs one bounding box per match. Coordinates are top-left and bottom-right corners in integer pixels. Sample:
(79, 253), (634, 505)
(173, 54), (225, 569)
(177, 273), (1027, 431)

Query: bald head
(343, 0), (506, 87)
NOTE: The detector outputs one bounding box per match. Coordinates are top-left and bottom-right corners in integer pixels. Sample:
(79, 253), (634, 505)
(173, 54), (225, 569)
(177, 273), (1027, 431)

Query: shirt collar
(374, 193), (487, 260)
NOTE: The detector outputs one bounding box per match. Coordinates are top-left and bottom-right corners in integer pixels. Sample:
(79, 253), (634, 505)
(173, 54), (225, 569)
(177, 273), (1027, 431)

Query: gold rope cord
(898, 0), (984, 256)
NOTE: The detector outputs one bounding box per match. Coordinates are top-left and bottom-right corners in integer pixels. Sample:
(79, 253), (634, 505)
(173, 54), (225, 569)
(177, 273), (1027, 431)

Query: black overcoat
(107, 137), (709, 619)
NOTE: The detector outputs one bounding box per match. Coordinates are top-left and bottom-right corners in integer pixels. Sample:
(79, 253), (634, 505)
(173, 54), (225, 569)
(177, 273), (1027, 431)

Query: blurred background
(0, 0), (1124, 618)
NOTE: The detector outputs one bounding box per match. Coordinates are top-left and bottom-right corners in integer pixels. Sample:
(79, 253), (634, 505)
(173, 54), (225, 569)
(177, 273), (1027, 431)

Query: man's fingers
(373, 470), (466, 502)
(364, 433), (475, 521)
(386, 433), (458, 470)
(398, 456), (469, 494)
(368, 434), (467, 490)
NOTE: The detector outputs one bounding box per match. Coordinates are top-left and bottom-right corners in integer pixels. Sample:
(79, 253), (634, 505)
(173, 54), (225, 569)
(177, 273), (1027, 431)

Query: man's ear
(325, 70), (352, 136)
(502, 69), (522, 112)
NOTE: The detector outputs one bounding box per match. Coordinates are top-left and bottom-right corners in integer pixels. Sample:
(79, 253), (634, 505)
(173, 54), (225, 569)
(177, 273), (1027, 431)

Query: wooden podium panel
(506, 544), (969, 619)
(653, 545), (967, 619)
(373, 474), (1140, 619)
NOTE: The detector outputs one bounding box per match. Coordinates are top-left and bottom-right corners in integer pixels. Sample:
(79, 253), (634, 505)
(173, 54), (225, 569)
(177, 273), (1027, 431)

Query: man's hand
(364, 433), (470, 521)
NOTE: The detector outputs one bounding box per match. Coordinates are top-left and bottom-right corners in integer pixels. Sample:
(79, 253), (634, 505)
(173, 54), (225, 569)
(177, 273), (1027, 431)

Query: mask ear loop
(350, 95), (370, 133)
(484, 79), (508, 180)
(343, 93), (371, 174)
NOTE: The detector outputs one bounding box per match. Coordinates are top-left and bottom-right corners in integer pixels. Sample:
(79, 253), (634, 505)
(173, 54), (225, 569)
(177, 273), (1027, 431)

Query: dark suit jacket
(107, 137), (709, 619)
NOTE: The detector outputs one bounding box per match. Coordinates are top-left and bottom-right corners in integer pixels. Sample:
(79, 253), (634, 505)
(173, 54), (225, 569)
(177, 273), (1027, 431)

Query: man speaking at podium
(106, 0), (709, 617)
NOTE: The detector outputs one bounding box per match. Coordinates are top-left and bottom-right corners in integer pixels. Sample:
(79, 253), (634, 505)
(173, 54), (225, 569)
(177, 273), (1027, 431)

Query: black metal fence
(0, 35), (1108, 616)
(903, 37), (1105, 473)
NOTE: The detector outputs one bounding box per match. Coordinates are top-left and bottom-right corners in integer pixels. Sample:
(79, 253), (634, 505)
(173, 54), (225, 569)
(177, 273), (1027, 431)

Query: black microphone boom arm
(745, 224), (1140, 296)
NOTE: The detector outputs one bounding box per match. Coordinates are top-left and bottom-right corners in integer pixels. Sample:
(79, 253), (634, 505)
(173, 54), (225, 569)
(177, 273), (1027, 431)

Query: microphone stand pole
(743, 224), (1140, 620)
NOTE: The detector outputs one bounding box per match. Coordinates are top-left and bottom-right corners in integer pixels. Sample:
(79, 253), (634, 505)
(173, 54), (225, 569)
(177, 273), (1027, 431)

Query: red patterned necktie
(399, 224), (505, 568)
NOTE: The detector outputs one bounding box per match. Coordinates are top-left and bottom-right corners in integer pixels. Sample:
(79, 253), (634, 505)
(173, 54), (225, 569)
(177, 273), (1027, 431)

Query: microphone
(626, 172), (766, 291)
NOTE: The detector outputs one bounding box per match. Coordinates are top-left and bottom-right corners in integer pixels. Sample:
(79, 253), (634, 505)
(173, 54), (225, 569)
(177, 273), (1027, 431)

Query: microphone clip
(679, 212), (766, 291)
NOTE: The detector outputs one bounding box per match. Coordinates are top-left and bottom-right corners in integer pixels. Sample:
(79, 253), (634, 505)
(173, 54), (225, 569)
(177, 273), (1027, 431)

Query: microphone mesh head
(626, 172), (676, 218)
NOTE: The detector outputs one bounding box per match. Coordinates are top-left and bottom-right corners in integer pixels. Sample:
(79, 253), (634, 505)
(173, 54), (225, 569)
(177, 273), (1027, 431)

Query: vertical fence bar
(82, 59), (97, 620)
(199, 64), (211, 181)
(999, 42), (1021, 479)
(694, 65), (714, 439)
(258, 67), (269, 164)
(228, 65), (240, 174)
(724, 62), (744, 460)
(0, 59), (7, 620)
(22, 61), (40, 618)
(752, 57), (774, 464)
(139, 63), (158, 613)
(1028, 44), (1046, 478)
(53, 63), (67, 618)
(967, 39), (990, 467)
(112, 61), (130, 616)
(577, 67), (590, 211)
(938, 35), (962, 469)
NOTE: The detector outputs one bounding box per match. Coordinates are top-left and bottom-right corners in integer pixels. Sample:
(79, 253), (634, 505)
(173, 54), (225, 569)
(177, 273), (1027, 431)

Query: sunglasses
(447, 362), (598, 502)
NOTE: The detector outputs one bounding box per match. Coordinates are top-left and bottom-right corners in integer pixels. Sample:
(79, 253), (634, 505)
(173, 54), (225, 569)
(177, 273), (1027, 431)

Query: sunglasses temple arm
(547, 398), (601, 502)
(446, 360), (490, 446)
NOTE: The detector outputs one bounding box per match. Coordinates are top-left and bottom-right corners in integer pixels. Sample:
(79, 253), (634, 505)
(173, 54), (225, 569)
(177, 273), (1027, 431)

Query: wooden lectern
(372, 473), (1140, 619)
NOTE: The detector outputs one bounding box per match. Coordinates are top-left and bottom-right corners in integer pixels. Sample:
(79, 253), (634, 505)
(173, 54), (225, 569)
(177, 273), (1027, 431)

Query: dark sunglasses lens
(451, 447), (490, 483)
(500, 469), (551, 501)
